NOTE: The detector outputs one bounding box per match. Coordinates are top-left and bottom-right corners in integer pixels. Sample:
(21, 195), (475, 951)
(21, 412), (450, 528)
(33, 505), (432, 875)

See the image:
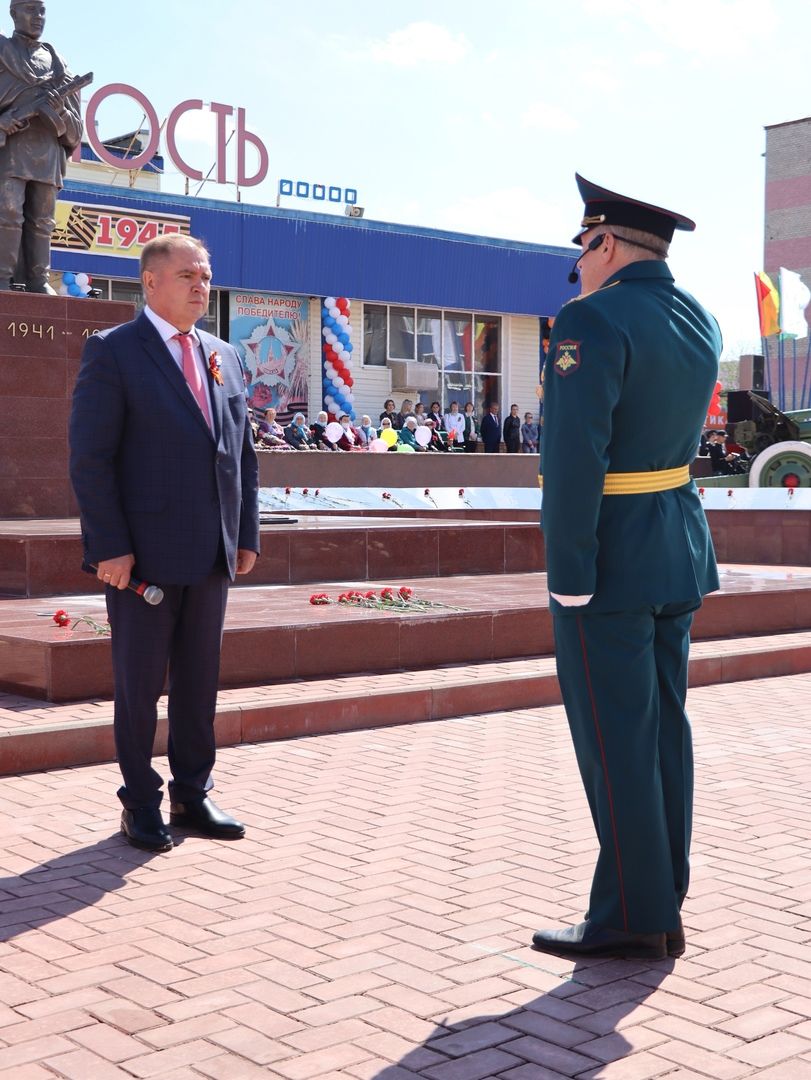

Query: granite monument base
(0, 292), (134, 519)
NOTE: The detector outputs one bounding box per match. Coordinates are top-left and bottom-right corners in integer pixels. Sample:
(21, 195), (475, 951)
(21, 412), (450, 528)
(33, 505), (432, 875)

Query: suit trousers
(106, 571), (230, 810)
(552, 598), (700, 934)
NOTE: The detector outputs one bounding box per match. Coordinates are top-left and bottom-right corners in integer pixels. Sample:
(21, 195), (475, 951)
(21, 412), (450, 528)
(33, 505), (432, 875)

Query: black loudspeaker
(727, 389), (771, 424)
(739, 354), (765, 391)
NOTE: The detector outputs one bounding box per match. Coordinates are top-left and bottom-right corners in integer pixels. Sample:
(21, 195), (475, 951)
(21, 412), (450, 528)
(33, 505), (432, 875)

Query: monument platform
(0, 516), (544, 598)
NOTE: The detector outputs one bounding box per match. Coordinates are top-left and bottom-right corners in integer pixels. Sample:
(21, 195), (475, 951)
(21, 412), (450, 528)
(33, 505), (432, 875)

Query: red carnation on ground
(53, 609), (70, 627)
(302, 488), (309, 496)
(424, 488), (430, 497)
(398, 586), (413, 600)
(458, 488), (465, 497)
(285, 486), (292, 495)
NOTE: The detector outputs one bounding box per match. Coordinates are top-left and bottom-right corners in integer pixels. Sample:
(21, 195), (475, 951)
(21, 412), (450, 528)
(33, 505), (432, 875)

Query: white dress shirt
(143, 305), (214, 419)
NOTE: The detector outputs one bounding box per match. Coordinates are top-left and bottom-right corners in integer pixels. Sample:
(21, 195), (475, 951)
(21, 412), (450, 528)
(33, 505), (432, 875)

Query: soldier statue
(0, 1), (87, 293)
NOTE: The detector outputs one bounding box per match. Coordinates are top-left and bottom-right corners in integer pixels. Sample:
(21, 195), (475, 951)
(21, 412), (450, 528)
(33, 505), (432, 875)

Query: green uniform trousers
(553, 598), (700, 935)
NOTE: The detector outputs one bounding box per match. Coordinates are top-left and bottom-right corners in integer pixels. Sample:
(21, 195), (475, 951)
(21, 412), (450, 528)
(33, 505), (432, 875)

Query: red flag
(754, 271), (779, 337)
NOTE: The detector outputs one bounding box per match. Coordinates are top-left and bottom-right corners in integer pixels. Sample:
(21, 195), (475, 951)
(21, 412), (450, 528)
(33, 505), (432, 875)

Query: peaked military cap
(571, 173), (696, 246)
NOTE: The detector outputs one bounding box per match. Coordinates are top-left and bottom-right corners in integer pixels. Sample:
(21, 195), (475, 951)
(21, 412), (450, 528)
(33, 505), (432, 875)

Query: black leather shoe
(667, 916), (686, 957)
(120, 808), (173, 853)
(531, 920), (667, 960)
(170, 798), (246, 839)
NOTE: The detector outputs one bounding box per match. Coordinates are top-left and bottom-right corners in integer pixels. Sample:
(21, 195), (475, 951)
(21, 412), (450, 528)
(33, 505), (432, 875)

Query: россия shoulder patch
(553, 340), (581, 376)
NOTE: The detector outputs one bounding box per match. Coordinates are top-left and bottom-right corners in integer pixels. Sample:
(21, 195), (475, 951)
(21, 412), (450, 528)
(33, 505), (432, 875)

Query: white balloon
(325, 421), (343, 442)
(326, 333), (337, 345)
(325, 296), (337, 309)
(333, 342), (344, 354)
(336, 314), (349, 327)
(75, 273), (90, 287)
(415, 427), (432, 447)
(329, 306), (340, 319)
(369, 439), (388, 454)
(322, 326), (331, 338)
(344, 326), (353, 338)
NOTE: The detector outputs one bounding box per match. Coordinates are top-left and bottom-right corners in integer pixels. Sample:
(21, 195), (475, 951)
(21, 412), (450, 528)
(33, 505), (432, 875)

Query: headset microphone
(567, 233), (606, 285)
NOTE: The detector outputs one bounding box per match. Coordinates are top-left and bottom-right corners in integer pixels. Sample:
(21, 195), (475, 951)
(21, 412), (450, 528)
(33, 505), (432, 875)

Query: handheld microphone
(91, 565), (164, 605)
(568, 232), (606, 284)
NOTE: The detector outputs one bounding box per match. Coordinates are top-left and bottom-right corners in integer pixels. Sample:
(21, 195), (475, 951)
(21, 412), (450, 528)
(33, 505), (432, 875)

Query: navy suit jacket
(480, 412), (501, 449)
(69, 312), (260, 585)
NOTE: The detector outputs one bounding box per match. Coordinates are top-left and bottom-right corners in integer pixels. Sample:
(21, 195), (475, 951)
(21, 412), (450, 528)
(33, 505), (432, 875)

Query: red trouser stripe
(576, 615), (629, 932)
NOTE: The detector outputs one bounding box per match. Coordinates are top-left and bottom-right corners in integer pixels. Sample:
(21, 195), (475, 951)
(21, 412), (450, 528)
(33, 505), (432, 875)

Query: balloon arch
(321, 296), (355, 420)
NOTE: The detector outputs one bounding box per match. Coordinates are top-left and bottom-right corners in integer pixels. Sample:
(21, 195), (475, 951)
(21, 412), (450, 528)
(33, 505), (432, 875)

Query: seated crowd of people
(250, 398), (541, 454)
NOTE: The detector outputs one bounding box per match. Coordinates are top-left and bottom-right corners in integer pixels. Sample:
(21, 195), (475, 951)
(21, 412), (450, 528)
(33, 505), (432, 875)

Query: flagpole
(792, 338), (798, 410)
(779, 336), (785, 410)
(762, 335), (770, 397)
(804, 336), (811, 410)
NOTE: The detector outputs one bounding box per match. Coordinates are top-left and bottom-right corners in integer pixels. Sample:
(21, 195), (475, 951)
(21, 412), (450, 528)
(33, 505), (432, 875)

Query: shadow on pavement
(0, 832), (175, 943)
(372, 951), (675, 1079)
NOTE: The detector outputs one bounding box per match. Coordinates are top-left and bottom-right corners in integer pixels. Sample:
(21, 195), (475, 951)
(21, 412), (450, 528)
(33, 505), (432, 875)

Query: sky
(41, 0), (811, 358)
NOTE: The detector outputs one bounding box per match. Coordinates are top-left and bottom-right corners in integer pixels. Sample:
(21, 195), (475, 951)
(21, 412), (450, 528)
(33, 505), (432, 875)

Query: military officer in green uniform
(531, 175), (722, 961)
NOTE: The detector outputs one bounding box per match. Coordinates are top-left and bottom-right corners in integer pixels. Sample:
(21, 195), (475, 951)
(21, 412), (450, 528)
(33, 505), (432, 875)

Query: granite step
(0, 566), (809, 703)
(2, 629), (811, 777)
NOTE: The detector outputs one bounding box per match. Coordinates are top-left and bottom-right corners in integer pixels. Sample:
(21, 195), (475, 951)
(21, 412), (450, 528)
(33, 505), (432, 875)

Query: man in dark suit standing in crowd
(532, 175), (721, 961)
(69, 234), (260, 853)
(480, 401), (502, 453)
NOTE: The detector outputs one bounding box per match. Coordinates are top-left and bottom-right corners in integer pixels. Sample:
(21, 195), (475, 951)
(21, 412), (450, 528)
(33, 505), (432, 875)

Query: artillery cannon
(731, 393), (811, 487)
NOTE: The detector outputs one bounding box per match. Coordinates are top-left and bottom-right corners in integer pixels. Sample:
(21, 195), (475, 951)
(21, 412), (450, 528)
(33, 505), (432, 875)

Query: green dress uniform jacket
(540, 260), (722, 613)
(539, 259), (723, 936)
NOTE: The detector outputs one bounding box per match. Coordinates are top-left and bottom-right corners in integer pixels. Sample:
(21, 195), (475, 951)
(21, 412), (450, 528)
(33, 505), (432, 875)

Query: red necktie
(174, 333), (213, 431)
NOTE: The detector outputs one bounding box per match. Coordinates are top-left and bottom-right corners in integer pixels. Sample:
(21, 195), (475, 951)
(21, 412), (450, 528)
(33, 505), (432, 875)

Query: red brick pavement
(2, 674), (811, 1078)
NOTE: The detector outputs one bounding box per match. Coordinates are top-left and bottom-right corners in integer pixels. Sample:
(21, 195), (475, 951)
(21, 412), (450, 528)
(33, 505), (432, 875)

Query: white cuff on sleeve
(550, 592), (594, 607)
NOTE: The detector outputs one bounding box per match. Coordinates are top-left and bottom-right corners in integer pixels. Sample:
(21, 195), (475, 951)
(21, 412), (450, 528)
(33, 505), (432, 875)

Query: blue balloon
(344, 342), (354, 354)
(338, 333), (349, 346)
(68, 283), (82, 296)
(63, 272), (76, 285)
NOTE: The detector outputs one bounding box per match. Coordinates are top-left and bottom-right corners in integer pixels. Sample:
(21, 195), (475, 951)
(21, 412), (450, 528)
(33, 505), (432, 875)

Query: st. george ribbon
(90, 566), (164, 605)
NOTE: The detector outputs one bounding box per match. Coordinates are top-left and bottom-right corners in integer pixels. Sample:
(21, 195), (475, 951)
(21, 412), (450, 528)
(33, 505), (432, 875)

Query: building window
(389, 306), (416, 360)
(417, 309), (441, 364)
(363, 304), (387, 366)
(111, 280), (144, 310)
(362, 303), (501, 414)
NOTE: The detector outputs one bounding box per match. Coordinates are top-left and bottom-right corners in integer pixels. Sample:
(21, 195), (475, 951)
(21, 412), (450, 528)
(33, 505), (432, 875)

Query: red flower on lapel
(208, 350), (224, 386)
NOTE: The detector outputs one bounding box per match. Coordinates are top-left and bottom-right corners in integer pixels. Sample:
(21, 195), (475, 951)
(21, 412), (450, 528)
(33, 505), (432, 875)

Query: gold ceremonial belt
(538, 464), (691, 495)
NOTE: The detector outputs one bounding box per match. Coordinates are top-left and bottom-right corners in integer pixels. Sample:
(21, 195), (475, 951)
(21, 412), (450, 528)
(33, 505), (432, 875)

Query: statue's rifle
(0, 71), (94, 148)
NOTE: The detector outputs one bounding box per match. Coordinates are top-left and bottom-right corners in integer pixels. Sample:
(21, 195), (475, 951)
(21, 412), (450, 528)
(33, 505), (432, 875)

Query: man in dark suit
(532, 175), (722, 960)
(69, 234), (260, 853)
(480, 401), (501, 453)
